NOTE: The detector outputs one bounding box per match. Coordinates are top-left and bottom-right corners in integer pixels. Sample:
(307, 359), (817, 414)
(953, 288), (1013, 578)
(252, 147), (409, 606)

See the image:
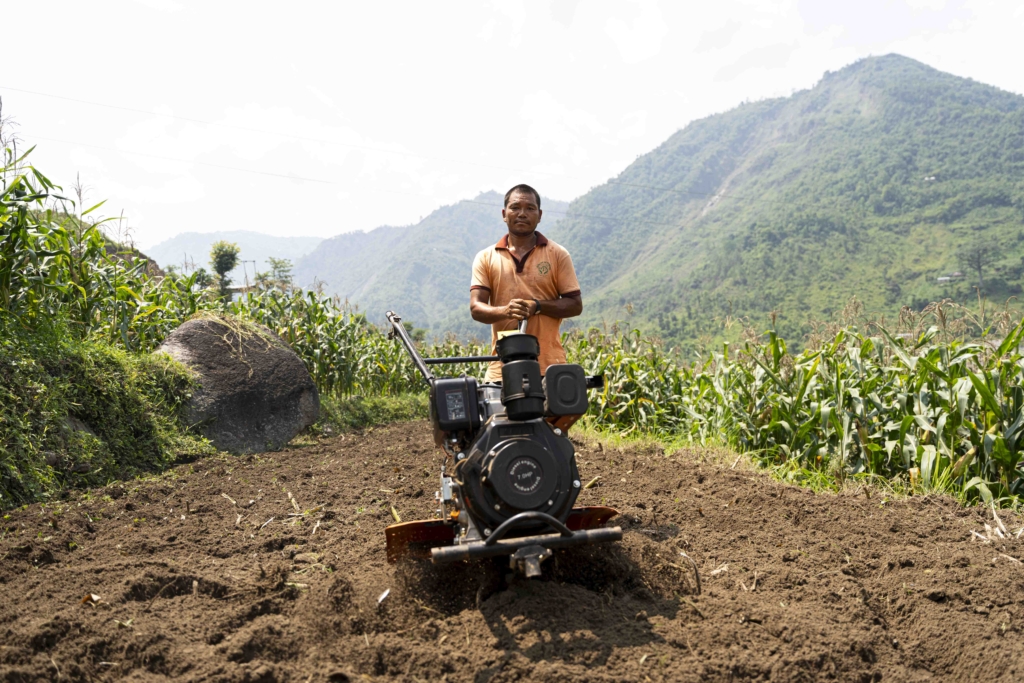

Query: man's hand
(504, 298), (535, 320)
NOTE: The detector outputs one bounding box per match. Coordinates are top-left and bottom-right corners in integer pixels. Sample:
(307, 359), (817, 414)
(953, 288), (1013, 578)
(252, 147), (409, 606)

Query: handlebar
(386, 311), (602, 389)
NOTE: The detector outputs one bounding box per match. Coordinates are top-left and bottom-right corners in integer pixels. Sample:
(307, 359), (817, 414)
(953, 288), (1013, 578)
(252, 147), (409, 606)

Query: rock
(157, 316), (319, 454)
(64, 417), (97, 438)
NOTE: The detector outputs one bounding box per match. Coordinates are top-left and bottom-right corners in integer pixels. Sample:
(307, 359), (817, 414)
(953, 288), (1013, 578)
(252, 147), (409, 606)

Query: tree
(254, 270), (273, 291)
(210, 241), (240, 297)
(192, 267), (213, 290)
(956, 237), (999, 292)
(403, 321), (427, 343)
(267, 257), (293, 290)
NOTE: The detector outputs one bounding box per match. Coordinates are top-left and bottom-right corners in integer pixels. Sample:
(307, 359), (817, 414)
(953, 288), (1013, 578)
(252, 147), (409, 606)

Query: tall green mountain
(547, 54), (1024, 345)
(292, 192), (569, 338)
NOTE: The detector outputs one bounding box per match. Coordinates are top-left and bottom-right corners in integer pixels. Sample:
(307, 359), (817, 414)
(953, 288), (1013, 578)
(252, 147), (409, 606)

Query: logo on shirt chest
(537, 261), (551, 275)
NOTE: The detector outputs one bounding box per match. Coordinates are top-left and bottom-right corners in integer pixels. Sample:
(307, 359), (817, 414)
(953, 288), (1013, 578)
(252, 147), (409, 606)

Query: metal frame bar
(430, 525), (622, 564)
(484, 511), (572, 545)
(385, 310), (434, 383)
(424, 356), (499, 365)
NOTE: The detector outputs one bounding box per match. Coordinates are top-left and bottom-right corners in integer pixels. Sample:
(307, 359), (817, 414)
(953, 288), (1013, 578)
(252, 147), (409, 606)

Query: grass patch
(314, 393), (429, 434)
(571, 417), (917, 502)
(570, 416), (724, 455)
(0, 324), (214, 509)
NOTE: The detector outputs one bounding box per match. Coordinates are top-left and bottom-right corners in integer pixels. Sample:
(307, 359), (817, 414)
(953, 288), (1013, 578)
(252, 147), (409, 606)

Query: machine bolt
(457, 452), (466, 460)
(573, 480), (581, 488)
(494, 504), (501, 511)
(484, 528), (491, 536)
(554, 428), (563, 436)
(547, 500), (553, 506)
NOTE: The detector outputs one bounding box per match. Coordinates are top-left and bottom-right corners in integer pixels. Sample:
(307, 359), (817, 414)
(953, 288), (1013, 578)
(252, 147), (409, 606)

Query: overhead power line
(22, 133), (695, 230)
(0, 83), (784, 207)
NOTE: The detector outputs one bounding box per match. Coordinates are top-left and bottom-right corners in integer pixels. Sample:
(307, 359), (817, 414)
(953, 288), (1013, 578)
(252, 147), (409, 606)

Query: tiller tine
(385, 519), (456, 563)
(565, 505), (619, 530)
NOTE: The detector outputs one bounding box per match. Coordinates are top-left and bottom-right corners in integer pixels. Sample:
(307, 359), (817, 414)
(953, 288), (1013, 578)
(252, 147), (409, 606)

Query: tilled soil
(2, 420), (1023, 682)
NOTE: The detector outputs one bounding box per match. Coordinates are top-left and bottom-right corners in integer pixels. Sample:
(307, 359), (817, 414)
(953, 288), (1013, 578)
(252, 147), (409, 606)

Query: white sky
(3, 0), (1022, 249)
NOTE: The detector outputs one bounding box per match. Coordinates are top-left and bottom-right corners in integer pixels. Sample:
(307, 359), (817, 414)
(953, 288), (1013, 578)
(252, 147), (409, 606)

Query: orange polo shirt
(471, 232), (581, 382)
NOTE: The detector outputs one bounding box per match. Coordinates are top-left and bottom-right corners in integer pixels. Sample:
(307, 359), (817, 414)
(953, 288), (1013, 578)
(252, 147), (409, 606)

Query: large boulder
(157, 316), (319, 454)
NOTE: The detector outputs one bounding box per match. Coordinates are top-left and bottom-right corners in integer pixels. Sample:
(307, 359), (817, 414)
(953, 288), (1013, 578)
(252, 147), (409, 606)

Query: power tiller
(383, 311), (622, 578)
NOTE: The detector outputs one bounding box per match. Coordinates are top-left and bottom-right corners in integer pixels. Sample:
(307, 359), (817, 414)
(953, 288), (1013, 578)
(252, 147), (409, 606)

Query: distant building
(937, 276), (951, 283)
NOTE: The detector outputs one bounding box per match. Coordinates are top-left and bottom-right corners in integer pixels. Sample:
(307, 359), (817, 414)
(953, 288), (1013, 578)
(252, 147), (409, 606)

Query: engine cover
(453, 415), (581, 535)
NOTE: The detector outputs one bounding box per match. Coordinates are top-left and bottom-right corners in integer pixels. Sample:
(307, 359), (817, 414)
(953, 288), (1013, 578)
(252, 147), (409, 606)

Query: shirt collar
(496, 232), (548, 249)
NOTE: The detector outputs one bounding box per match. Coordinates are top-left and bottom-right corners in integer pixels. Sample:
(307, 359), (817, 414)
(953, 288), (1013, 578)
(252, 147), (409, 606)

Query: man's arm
(532, 294), (582, 319)
(470, 289), (582, 322)
(545, 248), (583, 319)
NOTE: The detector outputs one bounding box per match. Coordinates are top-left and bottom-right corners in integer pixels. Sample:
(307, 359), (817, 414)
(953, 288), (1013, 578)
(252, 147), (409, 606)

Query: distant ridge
(293, 192), (569, 339)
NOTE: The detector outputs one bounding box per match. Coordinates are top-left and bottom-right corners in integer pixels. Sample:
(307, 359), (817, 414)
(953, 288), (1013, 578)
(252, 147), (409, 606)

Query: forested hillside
(547, 53), (1024, 346)
(293, 192), (568, 338)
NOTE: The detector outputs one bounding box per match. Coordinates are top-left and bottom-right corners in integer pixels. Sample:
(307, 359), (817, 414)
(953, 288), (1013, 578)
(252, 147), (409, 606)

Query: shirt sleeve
(555, 248), (581, 297)
(470, 250), (492, 292)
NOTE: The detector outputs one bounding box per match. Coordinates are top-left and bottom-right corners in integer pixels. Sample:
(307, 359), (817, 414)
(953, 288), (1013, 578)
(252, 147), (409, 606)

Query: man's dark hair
(504, 184), (541, 209)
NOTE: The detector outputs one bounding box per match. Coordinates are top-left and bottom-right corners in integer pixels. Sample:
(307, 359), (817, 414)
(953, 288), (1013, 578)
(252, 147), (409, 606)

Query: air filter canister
(497, 333), (545, 420)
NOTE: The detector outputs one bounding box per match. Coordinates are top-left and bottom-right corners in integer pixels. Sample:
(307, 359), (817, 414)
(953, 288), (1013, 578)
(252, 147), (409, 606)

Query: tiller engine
(383, 311), (621, 577)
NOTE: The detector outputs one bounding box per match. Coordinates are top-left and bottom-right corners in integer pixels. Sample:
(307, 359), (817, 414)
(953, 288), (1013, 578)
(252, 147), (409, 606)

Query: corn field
(5, 152), (1024, 505)
(0, 156), (208, 351)
(231, 288), (489, 397)
(569, 312), (1024, 505)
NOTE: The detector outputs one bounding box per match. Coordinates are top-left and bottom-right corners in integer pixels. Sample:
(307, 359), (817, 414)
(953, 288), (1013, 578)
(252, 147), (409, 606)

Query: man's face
(502, 191), (542, 238)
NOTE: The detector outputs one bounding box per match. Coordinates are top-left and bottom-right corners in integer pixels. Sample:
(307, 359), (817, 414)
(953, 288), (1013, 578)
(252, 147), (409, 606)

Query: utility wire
(1, 83), (783, 207)
(24, 132), (703, 230)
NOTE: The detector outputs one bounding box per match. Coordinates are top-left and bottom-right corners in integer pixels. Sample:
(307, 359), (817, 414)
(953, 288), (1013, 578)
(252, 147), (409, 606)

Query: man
(470, 184), (583, 383)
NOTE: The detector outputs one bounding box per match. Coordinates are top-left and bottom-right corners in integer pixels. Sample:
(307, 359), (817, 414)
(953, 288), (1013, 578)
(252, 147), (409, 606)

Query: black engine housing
(453, 415), (581, 535)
